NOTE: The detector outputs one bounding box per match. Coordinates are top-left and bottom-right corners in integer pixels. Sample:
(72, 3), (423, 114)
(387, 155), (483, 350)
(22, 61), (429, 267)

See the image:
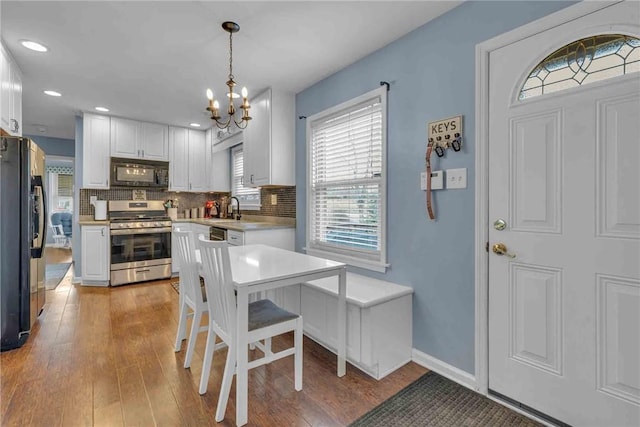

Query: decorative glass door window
(519, 35), (639, 100)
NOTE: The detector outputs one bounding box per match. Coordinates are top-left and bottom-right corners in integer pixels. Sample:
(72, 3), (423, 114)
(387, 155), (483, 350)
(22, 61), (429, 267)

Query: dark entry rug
(45, 262), (72, 290)
(349, 371), (542, 427)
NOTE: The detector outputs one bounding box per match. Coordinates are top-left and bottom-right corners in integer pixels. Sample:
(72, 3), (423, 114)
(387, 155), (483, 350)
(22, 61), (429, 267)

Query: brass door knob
(492, 243), (516, 258)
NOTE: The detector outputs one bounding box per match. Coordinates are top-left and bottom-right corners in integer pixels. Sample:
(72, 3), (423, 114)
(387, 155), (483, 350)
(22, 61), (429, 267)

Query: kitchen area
(76, 87), (297, 288)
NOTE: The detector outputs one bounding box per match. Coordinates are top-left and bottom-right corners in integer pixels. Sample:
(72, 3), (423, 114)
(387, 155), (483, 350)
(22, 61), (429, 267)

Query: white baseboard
(412, 348), (477, 391)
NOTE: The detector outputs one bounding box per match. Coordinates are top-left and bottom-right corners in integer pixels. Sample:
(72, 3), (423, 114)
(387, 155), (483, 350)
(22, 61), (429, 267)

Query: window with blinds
(307, 87), (387, 271)
(231, 145), (261, 209)
(58, 174), (73, 197)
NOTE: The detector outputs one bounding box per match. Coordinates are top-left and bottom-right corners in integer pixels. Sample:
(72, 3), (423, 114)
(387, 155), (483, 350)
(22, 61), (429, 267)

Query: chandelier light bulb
(213, 100), (220, 109)
(241, 87), (248, 98)
(206, 88), (213, 100)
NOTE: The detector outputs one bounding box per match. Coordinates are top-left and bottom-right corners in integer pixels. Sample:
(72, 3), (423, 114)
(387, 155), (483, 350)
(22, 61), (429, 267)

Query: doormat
(45, 263), (72, 290)
(349, 371), (542, 427)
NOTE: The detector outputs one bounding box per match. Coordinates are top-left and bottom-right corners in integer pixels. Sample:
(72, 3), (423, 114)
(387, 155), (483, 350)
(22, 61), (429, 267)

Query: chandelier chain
(228, 30), (234, 80)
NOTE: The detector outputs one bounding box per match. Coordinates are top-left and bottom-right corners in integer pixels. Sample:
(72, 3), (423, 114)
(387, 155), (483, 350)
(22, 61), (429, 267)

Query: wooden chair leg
(184, 309), (203, 368)
(294, 318), (303, 391)
(215, 344), (236, 422)
(199, 326), (217, 395)
(174, 301), (188, 352)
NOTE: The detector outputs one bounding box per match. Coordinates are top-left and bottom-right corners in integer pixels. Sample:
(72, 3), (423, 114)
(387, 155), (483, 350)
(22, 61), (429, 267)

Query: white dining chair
(173, 230), (209, 369)
(197, 236), (303, 422)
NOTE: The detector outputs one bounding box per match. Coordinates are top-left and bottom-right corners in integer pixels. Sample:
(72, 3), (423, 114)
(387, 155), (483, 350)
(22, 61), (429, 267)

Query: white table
(227, 244), (347, 426)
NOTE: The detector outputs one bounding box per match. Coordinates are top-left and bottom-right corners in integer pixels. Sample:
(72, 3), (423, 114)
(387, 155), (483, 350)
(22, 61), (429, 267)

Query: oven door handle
(110, 227), (172, 235)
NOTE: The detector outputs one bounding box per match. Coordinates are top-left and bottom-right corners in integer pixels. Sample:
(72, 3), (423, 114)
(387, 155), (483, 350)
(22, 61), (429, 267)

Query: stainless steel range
(109, 200), (172, 286)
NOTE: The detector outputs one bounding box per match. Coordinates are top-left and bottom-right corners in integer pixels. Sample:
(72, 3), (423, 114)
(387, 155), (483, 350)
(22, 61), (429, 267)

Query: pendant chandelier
(206, 21), (251, 130)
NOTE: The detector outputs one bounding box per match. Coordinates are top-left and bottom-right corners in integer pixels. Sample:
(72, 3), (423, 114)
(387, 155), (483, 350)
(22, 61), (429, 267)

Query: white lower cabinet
(81, 225), (110, 285)
(231, 228), (294, 250)
(300, 273), (413, 380)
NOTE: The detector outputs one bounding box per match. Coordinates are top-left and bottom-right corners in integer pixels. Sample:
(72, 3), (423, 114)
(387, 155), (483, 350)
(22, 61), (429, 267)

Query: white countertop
(79, 215), (294, 231)
(175, 217), (295, 232)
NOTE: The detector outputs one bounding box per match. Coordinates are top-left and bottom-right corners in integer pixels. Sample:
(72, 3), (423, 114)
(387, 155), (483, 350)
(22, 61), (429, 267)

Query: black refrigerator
(0, 136), (47, 351)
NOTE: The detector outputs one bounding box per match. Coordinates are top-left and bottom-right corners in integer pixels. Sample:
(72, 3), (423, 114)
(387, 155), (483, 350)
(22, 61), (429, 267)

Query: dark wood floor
(0, 267), (427, 426)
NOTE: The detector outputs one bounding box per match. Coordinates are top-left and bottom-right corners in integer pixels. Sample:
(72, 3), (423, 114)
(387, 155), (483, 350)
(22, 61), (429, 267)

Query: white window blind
(307, 87), (387, 271)
(58, 174), (73, 197)
(232, 146), (261, 209)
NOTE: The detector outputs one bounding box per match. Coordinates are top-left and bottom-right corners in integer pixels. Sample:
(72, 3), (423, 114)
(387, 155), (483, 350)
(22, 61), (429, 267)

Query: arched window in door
(519, 34), (639, 100)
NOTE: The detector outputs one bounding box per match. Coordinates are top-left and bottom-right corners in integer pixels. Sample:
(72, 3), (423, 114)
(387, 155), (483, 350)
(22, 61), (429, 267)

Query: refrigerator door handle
(30, 175), (47, 259)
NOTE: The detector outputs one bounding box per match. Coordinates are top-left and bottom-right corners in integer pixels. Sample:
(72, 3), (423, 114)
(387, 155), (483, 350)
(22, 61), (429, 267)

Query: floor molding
(412, 348), (477, 391)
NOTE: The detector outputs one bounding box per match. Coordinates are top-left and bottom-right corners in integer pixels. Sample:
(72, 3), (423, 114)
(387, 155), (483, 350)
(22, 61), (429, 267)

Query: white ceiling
(1, 1), (460, 140)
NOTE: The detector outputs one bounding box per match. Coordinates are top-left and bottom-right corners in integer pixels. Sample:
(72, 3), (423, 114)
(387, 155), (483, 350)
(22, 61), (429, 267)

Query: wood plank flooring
(0, 269), (427, 426)
(45, 247), (73, 265)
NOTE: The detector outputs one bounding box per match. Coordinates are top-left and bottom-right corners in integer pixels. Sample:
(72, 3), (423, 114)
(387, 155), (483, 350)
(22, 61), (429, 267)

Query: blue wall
(295, 1), (574, 374)
(26, 135), (75, 157)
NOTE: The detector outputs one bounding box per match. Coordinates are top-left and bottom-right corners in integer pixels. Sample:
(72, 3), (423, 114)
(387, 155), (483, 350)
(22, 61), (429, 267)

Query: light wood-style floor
(45, 246), (72, 265)
(0, 266), (427, 426)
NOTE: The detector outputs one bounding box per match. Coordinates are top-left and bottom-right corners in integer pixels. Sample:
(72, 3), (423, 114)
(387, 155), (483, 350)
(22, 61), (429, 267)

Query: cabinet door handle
(251, 174), (254, 184)
(142, 149), (144, 157)
(101, 228), (105, 236)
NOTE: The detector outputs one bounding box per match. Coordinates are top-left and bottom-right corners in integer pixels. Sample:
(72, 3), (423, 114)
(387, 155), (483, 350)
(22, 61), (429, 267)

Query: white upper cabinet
(82, 114), (111, 189)
(242, 88), (295, 187)
(206, 128), (230, 192)
(169, 126), (189, 191)
(111, 117), (168, 161)
(0, 44), (22, 137)
(188, 129), (208, 192)
(169, 127), (208, 192)
(141, 122), (169, 161)
(110, 117), (139, 158)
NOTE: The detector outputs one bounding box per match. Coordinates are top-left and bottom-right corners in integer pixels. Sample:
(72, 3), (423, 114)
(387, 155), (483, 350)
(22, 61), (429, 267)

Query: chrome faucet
(230, 196), (241, 220)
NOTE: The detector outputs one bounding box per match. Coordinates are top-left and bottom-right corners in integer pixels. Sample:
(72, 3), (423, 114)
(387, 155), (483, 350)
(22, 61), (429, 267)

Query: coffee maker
(204, 200), (219, 218)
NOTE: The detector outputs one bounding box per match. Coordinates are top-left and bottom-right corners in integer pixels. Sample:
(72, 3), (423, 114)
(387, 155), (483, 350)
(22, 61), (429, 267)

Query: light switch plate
(446, 168), (467, 189)
(421, 171), (443, 190)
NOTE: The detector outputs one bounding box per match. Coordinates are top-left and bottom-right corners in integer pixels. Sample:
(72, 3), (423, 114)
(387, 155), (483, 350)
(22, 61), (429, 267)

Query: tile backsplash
(79, 186), (295, 218)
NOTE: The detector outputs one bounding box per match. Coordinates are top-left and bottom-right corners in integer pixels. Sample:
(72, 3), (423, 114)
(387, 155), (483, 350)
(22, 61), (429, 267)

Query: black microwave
(110, 158), (169, 189)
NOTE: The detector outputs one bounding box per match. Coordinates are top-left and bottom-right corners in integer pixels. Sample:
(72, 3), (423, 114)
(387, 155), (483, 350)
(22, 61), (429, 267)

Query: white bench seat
(304, 272), (413, 308)
(299, 272), (413, 380)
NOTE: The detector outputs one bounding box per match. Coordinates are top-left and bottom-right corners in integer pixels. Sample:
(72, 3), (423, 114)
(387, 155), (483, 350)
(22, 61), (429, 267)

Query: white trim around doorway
(473, 0), (624, 396)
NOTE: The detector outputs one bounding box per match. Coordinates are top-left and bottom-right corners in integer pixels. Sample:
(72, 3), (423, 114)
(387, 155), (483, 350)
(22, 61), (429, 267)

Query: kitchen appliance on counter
(205, 200), (219, 218)
(91, 199), (107, 220)
(109, 200), (172, 286)
(1, 137), (47, 351)
(110, 158), (169, 189)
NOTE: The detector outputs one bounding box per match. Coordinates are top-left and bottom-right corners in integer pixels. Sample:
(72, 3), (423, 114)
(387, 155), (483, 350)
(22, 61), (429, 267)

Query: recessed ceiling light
(20, 40), (48, 52)
(44, 90), (62, 97)
(95, 106), (110, 112)
(189, 123), (201, 127)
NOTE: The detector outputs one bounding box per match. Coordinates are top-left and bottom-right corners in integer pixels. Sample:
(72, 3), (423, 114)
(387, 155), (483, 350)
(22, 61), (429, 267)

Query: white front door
(488, 2), (640, 426)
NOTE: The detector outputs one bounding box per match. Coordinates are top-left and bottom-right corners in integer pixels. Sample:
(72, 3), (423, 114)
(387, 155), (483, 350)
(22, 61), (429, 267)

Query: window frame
(305, 86), (388, 272)
(231, 144), (261, 211)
